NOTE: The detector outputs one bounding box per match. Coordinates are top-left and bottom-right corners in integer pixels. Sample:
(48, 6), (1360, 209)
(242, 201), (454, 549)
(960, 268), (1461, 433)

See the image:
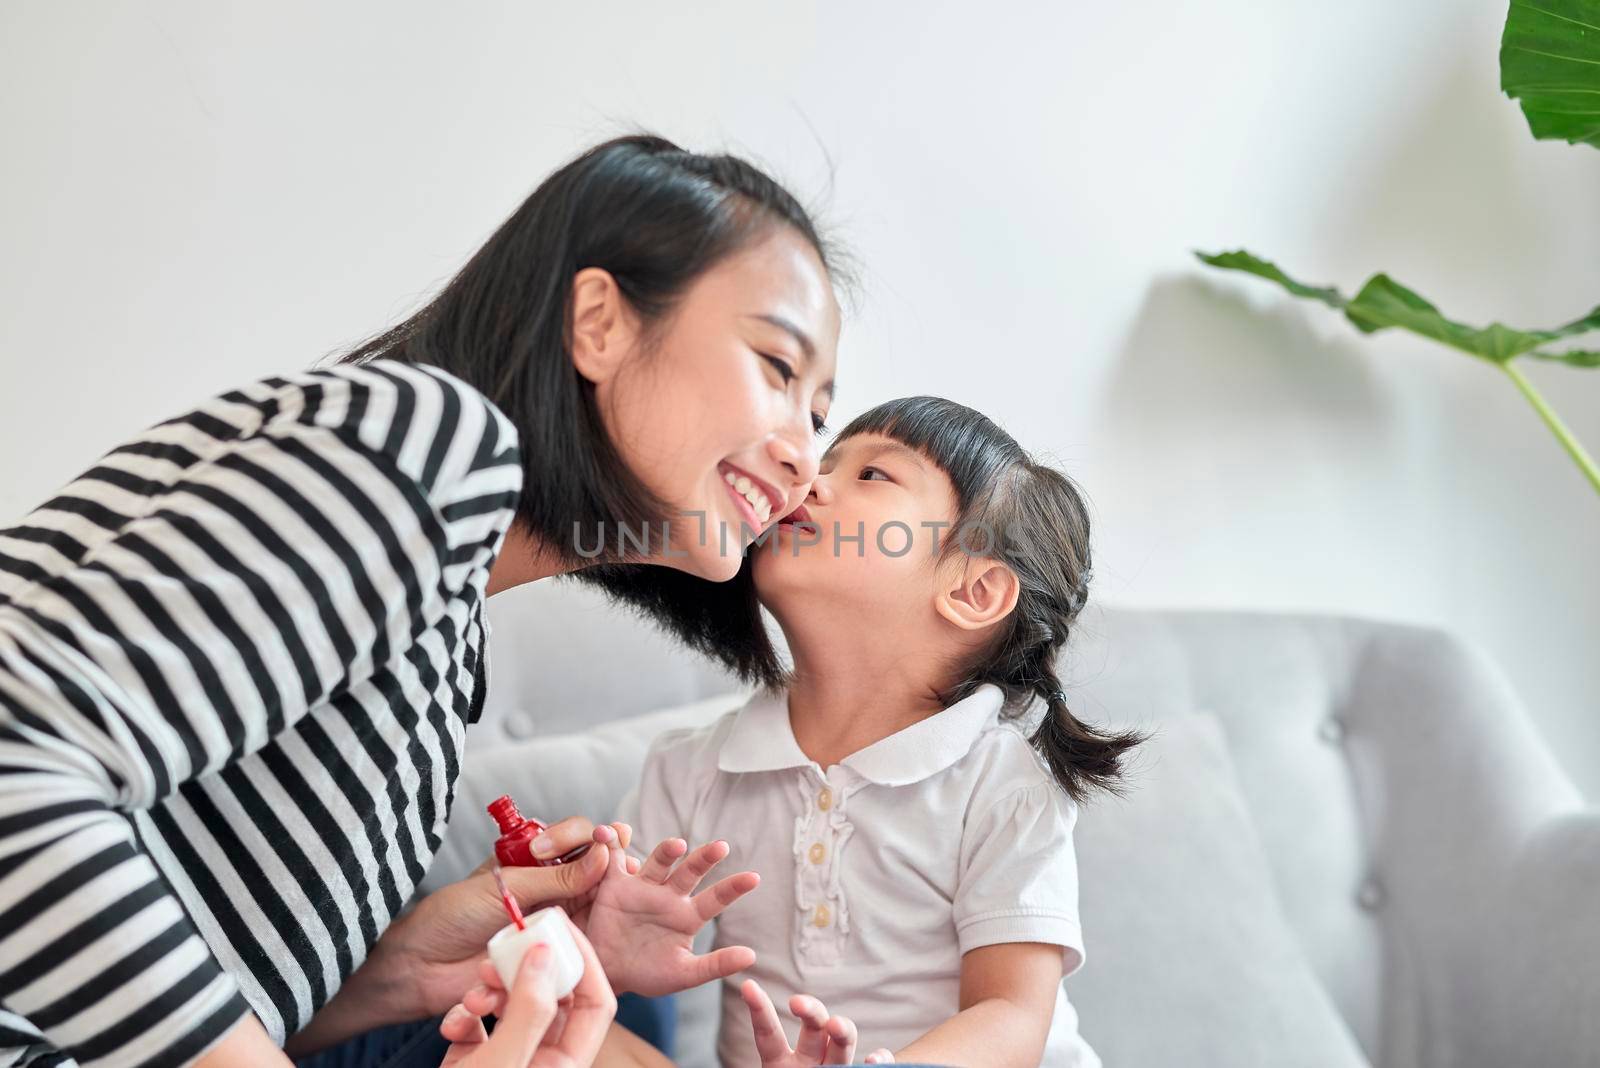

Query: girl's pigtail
(1017, 571), (1145, 805)
(1028, 662), (1145, 806)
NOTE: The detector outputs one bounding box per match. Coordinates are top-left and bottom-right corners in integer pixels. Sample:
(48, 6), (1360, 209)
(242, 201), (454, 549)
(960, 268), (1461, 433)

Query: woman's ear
(934, 556), (1020, 632)
(568, 267), (639, 385)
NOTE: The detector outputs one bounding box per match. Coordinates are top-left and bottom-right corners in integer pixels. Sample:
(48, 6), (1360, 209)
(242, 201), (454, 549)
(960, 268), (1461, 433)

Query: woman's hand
(367, 818), (615, 1022)
(739, 980), (862, 1066)
(439, 915), (617, 1067)
(584, 836), (760, 997)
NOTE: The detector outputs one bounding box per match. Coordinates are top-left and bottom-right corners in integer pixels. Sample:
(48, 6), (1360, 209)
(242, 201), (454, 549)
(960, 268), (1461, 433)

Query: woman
(0, 134), (841, 1067)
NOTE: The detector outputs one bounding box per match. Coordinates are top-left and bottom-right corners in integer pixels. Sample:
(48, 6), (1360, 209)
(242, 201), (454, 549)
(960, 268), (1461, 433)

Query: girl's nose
(805, 470), (833, 505)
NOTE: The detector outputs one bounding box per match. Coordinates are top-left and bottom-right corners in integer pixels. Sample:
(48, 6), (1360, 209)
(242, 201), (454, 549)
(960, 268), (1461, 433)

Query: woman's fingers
(548, 918), (618, 1061)
(497, 840), (608, 909)
(822, 1015), (858, 1064)
(484, 942), (560, 1062)
(790, 994), (832, 1063)
(636, 837), (688, 884)
(460, 982), (503, 1019)
(438, 1003), (488, 1045)
(531, 815), (597, 862)
(693, 870), (762, 923)
(666, 839), (728, 895)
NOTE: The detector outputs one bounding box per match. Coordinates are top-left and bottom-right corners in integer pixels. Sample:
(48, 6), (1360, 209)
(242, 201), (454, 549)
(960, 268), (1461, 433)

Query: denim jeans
(291, 992), (955, 1067)
(292, 993), (675, 1068)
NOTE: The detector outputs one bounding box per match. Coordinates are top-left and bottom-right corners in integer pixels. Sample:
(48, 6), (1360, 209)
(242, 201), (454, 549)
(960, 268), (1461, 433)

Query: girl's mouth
(776, 504), (815, 531)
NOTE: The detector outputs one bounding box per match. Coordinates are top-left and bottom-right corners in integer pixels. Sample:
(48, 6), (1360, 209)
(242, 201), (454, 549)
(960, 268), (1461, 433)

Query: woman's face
(589, 226), (841, 581)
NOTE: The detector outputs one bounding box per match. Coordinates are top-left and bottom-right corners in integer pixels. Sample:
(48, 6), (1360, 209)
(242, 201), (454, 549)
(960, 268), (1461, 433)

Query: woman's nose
(766, 426), (821, 498)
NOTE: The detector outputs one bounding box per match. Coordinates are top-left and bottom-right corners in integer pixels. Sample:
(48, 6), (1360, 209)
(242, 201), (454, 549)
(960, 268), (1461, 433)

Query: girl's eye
(859, 466), (890, 481)
(762, 354), (796, 385)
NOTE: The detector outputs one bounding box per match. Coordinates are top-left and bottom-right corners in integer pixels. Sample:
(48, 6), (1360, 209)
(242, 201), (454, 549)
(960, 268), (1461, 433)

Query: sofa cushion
(1067, 711), (1370, 1066)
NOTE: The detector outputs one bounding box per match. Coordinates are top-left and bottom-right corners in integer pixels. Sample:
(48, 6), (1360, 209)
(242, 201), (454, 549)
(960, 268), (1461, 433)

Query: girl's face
(752, 432), (961, 619)
(587, 227), (840, 581)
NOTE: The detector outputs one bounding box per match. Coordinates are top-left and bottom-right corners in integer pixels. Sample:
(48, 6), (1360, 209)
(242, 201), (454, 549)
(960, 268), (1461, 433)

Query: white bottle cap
(487, 906), (584, 999)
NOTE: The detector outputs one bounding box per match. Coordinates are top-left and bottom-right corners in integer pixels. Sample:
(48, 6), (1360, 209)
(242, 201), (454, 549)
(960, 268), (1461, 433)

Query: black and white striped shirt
(0, 359), (523, 1067)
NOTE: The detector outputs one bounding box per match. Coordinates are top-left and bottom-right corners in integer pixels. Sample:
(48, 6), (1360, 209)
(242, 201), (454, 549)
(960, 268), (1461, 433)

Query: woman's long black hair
(829, 397), (1145, 804)
(335, 133), (841, 689)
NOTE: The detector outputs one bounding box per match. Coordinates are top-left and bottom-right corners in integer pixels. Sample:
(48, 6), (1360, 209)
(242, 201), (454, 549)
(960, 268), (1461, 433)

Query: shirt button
(817, 788), (833, 812)
(812, 904), (831, 928)
(503, 713), (537, 741)
(1318, 716), (1346, 744)
(1357, 878), (1385, 911)
(808, 843), (826, 865)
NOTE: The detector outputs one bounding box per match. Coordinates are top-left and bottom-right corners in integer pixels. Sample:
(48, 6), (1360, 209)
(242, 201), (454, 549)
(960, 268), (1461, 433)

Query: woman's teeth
(724, 470), (773, 523)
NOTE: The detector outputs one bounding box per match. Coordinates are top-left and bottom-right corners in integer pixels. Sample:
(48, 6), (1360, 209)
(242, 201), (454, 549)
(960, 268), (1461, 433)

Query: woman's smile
(718, 461), (783, 527)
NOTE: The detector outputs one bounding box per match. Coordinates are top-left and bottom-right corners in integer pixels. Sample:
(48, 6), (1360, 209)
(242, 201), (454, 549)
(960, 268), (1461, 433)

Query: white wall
(3, 0), (1598, 794)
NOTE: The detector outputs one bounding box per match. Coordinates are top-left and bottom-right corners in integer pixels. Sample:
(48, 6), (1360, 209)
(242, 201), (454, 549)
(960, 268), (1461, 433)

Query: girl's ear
(568, 266), (640, 385)
(935, 556), (1020, 632)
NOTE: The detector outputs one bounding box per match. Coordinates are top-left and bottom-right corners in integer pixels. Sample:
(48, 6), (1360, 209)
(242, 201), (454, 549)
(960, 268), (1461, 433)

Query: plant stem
(1501, 359), (1600, 498)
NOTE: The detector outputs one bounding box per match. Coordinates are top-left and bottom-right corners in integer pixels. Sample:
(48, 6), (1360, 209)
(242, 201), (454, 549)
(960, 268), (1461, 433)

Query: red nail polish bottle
(487, 794), (590, 866)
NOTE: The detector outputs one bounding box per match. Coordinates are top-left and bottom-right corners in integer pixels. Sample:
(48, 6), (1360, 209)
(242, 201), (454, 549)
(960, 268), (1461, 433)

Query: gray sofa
(423, 580), (1599, 1068)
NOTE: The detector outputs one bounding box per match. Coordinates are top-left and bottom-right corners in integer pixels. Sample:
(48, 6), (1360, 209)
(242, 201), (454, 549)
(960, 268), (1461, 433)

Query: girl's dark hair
(335, 133), (838, 688)
(830, 397), (1145, 804)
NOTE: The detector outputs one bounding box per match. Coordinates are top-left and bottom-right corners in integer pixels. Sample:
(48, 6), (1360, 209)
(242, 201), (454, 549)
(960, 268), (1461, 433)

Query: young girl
(601, 396), (1145, 1067)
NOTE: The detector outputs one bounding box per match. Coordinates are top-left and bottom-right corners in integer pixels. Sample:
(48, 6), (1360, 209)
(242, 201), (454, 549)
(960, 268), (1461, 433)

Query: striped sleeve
(0, 360), (521, 1066)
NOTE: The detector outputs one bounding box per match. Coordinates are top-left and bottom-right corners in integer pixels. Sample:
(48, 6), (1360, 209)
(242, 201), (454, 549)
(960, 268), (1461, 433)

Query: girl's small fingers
(865, 1049), (896, 1064)
(610, 821), (632, 851)
(822, 1015), (858, 1064)
(637, 837), (688, 883)
(666, 839), (729, 895)
(789, 995), (831, 1062)
(626, 855), (641, 875)
(740, 979), (793, 1062)
(693, 870), (761, 922)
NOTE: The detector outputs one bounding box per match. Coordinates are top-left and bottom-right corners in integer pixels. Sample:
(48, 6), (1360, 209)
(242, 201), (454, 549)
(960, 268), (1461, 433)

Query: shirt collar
(716, 683), (1007, 787)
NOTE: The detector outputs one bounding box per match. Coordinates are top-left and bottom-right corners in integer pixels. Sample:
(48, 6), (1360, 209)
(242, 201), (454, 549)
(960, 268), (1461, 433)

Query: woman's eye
(812, 413), (829, 436)
(762, 354), (796, 384)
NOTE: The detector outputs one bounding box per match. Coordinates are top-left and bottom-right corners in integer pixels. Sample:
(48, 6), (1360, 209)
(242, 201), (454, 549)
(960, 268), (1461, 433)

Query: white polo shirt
(617, 682), (1101, 1067)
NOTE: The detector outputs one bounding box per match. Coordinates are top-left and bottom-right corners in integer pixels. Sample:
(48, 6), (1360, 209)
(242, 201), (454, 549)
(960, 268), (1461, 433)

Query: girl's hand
(560, 823), (640, 933)
(584, 836), (760, 997)
(739, 979), (860, 1066)
(439, 916), (617, 1067)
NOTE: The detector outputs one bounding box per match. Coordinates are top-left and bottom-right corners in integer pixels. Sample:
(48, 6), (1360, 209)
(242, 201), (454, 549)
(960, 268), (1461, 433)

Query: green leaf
(1501, 0), (1600, 149)
(1527, 346), (1600, 367)
(1193, 249), (1346, 310)
(1195, 249), (1600, 366)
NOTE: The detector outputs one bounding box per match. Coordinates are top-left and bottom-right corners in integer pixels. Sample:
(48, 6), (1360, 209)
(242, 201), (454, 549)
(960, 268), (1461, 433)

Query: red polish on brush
(491, 863), (525, 932)
(488, 794), (591, 867)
